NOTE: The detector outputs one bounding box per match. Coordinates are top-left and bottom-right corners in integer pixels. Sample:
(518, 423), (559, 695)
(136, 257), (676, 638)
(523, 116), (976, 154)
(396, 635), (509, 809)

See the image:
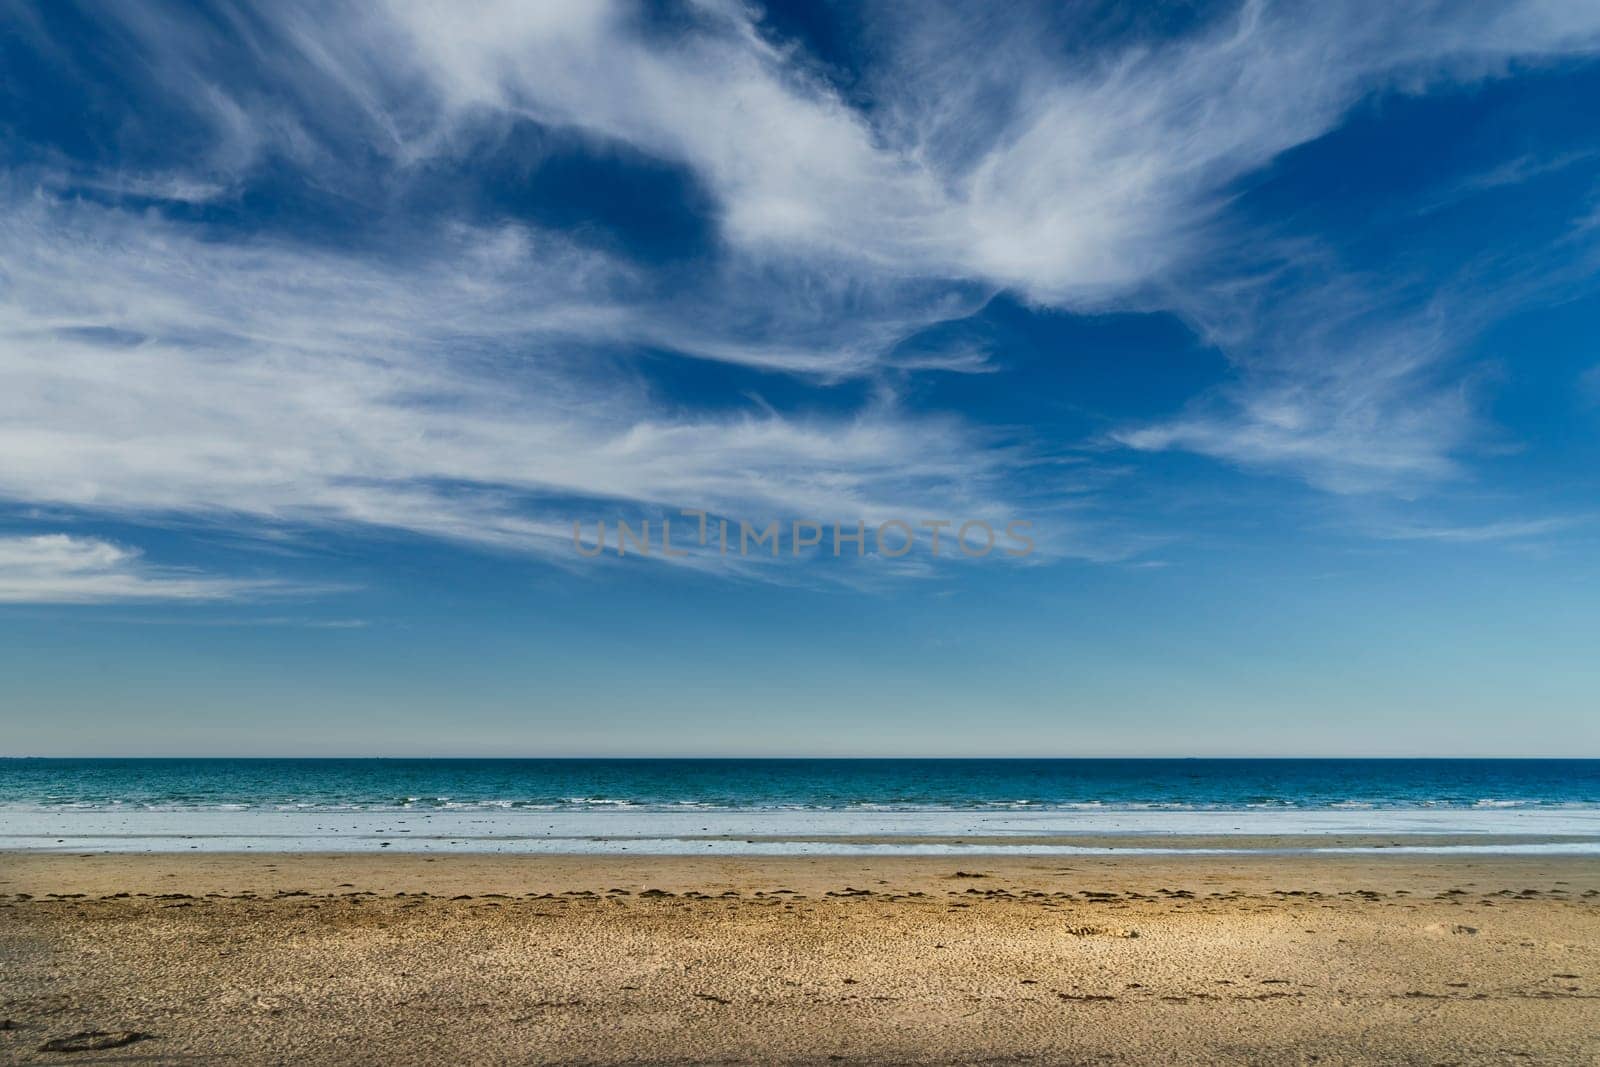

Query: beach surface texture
(2, 851), (1597, 1065)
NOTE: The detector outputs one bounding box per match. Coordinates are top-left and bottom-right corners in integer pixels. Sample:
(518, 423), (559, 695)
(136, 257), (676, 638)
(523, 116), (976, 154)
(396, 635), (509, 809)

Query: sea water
(2, 758), (1597, 854)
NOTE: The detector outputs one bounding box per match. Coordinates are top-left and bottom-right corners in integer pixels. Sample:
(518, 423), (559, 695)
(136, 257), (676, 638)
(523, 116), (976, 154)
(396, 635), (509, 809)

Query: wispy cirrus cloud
(0, 534), (288, 603)
(1371, 516), (1585, 544)
(373, 0), (1600, 306)
(1114, 282), (1479, 494)
(26, 0), (1600, 317)
(0, 195), (1021, 566)
(1118, 194), (1600, 495)
(4, 0), (1600, 585)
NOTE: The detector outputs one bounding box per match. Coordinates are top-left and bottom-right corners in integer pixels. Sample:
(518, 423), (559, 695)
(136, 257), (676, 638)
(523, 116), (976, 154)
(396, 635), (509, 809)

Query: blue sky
(2, 0), (1598, 756)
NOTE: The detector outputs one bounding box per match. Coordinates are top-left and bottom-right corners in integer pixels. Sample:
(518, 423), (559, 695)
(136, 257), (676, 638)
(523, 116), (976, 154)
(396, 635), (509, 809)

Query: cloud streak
(0, 534), (286, 603)
(1115, 282), (1478, 493)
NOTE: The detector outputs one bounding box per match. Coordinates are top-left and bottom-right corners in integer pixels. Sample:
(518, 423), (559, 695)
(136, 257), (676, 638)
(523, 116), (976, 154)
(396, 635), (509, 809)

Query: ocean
(3, 758), (1598, 855)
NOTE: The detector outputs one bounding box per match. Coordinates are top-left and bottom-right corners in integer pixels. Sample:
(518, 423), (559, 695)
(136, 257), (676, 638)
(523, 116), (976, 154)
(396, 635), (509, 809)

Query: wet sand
(2, 851), (1598, 1064)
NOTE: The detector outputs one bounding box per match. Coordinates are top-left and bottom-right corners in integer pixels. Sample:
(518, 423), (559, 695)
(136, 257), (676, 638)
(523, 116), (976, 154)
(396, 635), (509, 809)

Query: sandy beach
(2, 851), (1597, 1065)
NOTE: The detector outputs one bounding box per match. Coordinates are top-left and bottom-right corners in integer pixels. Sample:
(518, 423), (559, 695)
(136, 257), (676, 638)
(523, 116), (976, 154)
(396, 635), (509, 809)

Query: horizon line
(6, 754), (1599, 762)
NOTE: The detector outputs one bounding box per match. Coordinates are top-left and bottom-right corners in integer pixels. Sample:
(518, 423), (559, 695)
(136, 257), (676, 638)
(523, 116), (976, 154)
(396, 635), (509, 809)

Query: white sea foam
(1, 806), (1598, 855)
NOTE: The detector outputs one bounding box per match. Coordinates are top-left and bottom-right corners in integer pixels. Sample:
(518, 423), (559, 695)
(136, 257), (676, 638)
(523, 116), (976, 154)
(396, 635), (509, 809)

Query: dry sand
(2, 851), (1598, 1065)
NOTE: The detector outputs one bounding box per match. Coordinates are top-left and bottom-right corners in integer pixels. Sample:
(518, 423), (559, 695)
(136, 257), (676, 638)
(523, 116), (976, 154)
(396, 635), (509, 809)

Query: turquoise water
(3, 759), (1597, 853)
(3, 758), (1599, 812)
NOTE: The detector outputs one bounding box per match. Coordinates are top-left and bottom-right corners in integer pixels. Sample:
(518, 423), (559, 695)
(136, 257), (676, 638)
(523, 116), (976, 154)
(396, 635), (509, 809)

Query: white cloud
(0, 534), (281, 603)
(65, 0), (1600, 308)
(1115, 292), (1478, 493)
(0, 196), (1020, 565)
(372, 0), (1600, 305)
(5, 0), (1600, 575)
(319, 0), (1600, 495)
(1372, 516), (1583, 543)
(1117, 187), (1600, 494)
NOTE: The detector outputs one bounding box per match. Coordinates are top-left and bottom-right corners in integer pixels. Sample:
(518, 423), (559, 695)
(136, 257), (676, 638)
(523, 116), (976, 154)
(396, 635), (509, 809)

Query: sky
(1, 0), (1599, 757)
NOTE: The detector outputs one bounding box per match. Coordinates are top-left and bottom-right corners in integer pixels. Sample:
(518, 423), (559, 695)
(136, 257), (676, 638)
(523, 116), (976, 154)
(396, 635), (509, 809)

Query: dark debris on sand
(37, 1029), (153, 1052)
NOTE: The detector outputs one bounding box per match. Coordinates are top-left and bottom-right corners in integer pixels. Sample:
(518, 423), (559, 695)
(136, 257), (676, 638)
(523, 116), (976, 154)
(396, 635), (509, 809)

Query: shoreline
(8, 837), (1599, 857)
(6, 805), (1599, 856)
